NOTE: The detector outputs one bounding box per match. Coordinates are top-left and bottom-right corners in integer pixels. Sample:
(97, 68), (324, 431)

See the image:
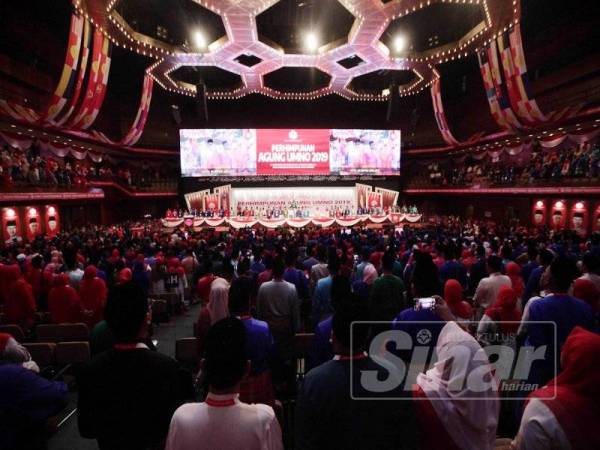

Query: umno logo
(288, 129), (298, 140)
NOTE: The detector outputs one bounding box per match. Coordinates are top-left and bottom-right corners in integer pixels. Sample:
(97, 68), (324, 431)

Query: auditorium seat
(175, 337), (199, 370)
(23, 342), (56, 369)
(55, 341), (90, 365)
(36, 323), (89, 343)
(0, 324), (26, 342)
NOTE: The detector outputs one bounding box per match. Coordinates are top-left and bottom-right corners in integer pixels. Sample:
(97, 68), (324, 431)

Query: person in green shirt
(369, 251), (406, 322)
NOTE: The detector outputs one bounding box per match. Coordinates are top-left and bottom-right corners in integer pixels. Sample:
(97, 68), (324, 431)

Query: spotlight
(575, 202), (584, 210)
(381, 88), (391, 96)
(555, 201), (564, 209)
(393, 35), (406, 53)
(536, 201), (544, 208)
(304, 32), (319, 53)
(193, 31), (206, 50)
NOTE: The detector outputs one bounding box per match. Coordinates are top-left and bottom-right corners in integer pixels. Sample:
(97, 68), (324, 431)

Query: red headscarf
(118, 268), (132, 284)
(485, 286), (522, 333)
(505, 262), (524, 300)
(48, 274), (81, 324)
(528, 327), (600, 450)
(79, 265), (107, 328)
(443, 279), (473, 320)
(572, 278), (599, 312)
(4, 265), (36, 329)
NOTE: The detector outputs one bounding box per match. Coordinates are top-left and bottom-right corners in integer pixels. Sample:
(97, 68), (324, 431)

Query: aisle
(47, 304), (201, 450)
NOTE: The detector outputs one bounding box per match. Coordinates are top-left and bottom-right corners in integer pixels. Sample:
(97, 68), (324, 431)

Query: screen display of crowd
(179, 128), (401, 177)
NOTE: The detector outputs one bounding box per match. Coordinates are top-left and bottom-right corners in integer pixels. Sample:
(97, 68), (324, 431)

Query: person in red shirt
(4, 265), (37, 330)
(24, 255), (44, 306)
(48, 274), (81, 324)
(79, 265), (107, 328)
(197, 260), (216, 304)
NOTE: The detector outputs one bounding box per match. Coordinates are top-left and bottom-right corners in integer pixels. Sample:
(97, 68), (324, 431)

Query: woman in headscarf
(351, 263), (377, 302)
(572, 278), (599, 312)
(513, 327), (600, 450)
(444, 279), (475, 322)
(194, 273), (230, 355)
(477, 285), (522, 348)
(505, 262), (525, 305)
(413, 321), (500, 450)
(79, 266), (107, 328)
(48, 274), (81, 324)
(4, 265), (37, 330)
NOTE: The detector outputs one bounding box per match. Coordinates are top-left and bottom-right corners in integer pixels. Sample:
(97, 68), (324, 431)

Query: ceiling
(1, 0), (599, 150)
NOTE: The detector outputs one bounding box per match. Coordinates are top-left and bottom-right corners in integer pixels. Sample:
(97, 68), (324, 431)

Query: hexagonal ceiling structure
(75, 0), (519, 101)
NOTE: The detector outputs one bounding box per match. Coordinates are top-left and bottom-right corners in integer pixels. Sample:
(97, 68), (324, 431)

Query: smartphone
(416, 297), (435, 309)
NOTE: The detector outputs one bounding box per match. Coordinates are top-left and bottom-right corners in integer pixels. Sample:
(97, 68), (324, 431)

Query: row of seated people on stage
(1, 142), (177, 192)
(424, 140), (600, 188)
(166, 204), (419, 220)
(0, 218), (599, 449)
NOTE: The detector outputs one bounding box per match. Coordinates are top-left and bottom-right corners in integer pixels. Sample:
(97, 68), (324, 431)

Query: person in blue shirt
(283, 250), (309, 300)
(311, 257), (340, 328)
(0, 362), (68, 449)
(525, 256), (594, 388)
(523, 248), (555, 306)
(229, 276), (276, 405)
(520, 246), (539, 285)
(307, 275), (353, 370)
(439, 243), (468, 288)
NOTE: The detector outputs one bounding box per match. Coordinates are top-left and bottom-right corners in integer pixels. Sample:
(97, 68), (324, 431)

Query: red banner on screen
(256, 129), (330, 175)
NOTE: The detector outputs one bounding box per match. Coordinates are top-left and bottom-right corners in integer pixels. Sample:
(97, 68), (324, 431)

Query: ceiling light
(304, 32), (319, 53)
(193, 31), (206, 50)
(393, 35), (406, 53)
(381, 88), (391, 96)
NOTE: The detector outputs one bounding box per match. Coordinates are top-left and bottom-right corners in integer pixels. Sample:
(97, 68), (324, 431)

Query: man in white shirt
(166, 317), (283, 450)
(473, 255), (511, 319)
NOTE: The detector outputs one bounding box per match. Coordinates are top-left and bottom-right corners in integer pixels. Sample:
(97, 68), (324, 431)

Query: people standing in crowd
(439, 244), (468, 288)
(165, 318), (283, 450)
(311, 255), (340, 327)
(578, 252), (600, 291)
(4, 265), (36, 331)
(524, 256), (594, 387)
(477, 285), (522, 348)
(78, 282), (193, 450)
(474, 255), (512, 320)
(78, 265), (108, 329)
(512, 327), (600, 450)
(47, 273), (81, 324)
(505, 262), (525, 304)
(296, 295), (417, 450)
(369, 251), (406, 322)
(309, 246), (329, 293)
(523, 249), (555, 306)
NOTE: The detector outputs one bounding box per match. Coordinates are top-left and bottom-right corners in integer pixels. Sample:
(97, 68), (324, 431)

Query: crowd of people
(424, 141), (600, 188)
(0, 218), (599, 449)
(0, 141), (178, 192)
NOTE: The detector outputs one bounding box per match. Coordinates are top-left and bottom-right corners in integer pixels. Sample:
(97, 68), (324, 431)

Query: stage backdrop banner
(231, 187), (356, 215)
(256, 129), (330, 175)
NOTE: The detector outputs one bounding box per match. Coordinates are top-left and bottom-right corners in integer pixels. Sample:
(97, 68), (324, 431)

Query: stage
(161, 213), (422, 229)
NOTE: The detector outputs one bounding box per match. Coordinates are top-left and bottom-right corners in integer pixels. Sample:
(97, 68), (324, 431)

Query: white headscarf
(416, 322), (500, 450)
(207, 277), (230, 325)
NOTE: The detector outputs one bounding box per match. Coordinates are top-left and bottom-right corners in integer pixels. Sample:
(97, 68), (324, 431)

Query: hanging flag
(45, 13), (85, 121)
(431, 78), (460, 146)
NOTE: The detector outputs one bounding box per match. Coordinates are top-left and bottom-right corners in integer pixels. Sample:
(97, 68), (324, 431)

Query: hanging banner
(532, 200), (547, 227)
(81, 35), (112, 129)
(2, 207), (22, 244)
(550, 200), (567, 231)
(355, 183), (372, 212)
(477, 45), (522, 132)
(431, 77), (460, 146)
(184, 190), (209, 211)
(24, 206), (42, 241)
(56, 19), (92, 126)
(68, 30), (105, 128)
(375, 187), (400, 210)
(45, 13), (85, 121)
(569, 201), (589, 236)
(214, 184), (232, 213)
(44, 205), (60, 238)
(367, 191), (383, 210)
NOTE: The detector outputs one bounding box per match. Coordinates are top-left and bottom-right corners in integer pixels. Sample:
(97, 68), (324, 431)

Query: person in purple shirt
(307, 275), (352, 370)
(438, 244), (467, 288)
(0, 363), (68, 449)
(525, 256), (594, 387)
(229, 277), (275, 376)
(283, 251), (309, 300)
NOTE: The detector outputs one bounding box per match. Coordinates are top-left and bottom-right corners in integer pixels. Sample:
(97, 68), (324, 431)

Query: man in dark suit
(77, 282), (193, 450)
(295, 293), (417, 450)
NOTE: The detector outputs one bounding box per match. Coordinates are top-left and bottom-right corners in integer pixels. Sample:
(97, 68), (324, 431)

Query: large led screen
(180, 128), (400, 177)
